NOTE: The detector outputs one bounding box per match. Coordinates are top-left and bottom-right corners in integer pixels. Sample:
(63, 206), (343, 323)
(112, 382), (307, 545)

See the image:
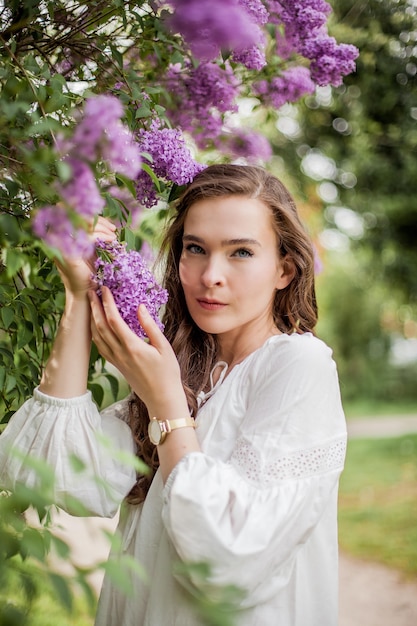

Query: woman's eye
(185, 243), (205, 254)
(233, 248), (253, 258)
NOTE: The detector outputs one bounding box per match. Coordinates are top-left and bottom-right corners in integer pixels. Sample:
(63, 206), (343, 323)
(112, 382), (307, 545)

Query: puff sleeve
(161, 334), (347, 603)
(0, 388), (137, 517)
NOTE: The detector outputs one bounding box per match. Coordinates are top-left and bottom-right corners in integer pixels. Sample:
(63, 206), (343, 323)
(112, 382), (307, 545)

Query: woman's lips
(197, 299), (227, 311)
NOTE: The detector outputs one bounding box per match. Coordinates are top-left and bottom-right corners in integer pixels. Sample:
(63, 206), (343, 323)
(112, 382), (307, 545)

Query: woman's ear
(276, 255), (296, 290)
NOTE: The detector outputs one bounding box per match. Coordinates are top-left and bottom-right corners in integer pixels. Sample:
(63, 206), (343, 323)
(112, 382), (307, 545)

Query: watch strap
(162, 416), (195, 433)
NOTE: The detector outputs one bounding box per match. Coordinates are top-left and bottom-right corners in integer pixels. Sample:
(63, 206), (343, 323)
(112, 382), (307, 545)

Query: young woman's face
(179, 195), (292, 347)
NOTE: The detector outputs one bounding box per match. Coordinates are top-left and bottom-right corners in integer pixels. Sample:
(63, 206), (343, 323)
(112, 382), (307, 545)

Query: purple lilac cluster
(71, 95), (141, 178)
(165, 61), (239, 146)
(233, 44), (267, 71)
(266, 0), (358, 87)
(136, 120), (205, 208)
(217, 128), (272, 162)
(58, 157), (105, 218)
(34, 95), (142, 258)
(167, 0), (262, 61)
(232, 0), (269, 70)
(254, 66), (316, 109)
(32, 205), (93, 258)
(93, 239), (168, 339)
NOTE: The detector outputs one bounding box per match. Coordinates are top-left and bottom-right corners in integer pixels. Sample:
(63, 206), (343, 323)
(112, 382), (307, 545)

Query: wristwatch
(148, 416), (195, 445)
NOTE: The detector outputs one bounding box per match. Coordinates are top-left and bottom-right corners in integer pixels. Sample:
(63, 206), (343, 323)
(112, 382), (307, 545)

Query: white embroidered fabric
(230, 435), (346, 486)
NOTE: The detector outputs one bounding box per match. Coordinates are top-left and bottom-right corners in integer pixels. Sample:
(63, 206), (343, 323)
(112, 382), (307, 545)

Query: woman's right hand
(56, 217), (117, 297)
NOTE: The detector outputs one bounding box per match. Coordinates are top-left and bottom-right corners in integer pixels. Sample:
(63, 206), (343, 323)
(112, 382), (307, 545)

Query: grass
(338, 434), (417, 578)
(343, 397), (417, 419)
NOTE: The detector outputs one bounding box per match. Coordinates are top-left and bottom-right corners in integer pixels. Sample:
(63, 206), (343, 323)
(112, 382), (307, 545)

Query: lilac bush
(93, 240), (168, 339)
(27, 1), (358, 271)
(1, 0), (359, 415)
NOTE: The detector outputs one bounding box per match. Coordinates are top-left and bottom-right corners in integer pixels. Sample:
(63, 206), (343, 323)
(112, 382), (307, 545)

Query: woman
(0, 164), (347, 625)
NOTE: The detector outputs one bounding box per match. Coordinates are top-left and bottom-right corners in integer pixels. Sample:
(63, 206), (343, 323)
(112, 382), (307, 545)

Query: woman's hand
(57, 217), (117, 298)
(88, 286), (189, 417)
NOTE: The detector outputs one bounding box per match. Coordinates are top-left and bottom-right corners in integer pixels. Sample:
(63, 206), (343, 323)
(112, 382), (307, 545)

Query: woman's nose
(200, 257), (225, 288)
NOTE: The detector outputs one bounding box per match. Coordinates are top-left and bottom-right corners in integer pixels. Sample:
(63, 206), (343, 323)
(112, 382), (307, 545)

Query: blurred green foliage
(269, 0), (417, 405)
(0, 456), (97, 624)
(316, 249), (417, 405)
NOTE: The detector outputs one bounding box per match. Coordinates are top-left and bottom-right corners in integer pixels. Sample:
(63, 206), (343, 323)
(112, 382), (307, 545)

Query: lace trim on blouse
(230, 435), (346, 487)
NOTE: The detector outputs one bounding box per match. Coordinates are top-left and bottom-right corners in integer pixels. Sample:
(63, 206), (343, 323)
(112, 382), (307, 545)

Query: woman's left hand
(88, 286), (189, 418)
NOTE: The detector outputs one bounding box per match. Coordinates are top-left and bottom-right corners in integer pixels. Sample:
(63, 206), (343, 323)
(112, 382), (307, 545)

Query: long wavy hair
(126, 164), (317, 503)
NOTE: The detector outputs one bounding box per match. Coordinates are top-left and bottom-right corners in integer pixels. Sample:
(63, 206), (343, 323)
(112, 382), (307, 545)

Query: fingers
(92, 216), (117, 242)
(91, 287), (133, 347)
(137, 304), (167, 352)
(88, 289), (122, 362)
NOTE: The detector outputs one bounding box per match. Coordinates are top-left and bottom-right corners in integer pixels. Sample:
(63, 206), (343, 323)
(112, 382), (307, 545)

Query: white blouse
(0, 333), (347, 626)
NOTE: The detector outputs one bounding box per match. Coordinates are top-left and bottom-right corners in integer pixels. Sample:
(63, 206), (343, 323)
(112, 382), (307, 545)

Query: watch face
(149, 419), (162, 445)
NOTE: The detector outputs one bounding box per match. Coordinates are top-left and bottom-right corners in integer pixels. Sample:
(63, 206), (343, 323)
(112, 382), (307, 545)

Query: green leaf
(68, 453), (87, 473)
(48, 572), (73, 612)
(140, 162), (161, 191)
(105, 373), (119, 401)
(110, 45), (124, 69)
(21, 528), (48, 562)
(17, 322), (34, 350)
(115, 173), (136, 196)
(5, 375), (16, 394)
(88, 382), (104, 407)
(135, 103), (152, 118)
(50, 534), (71, 559)
(1, 306), (15, 329)
(5, 248), (27, 278)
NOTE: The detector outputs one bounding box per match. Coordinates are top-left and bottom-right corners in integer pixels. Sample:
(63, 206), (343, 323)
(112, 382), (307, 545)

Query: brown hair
(127, 164), (317, 503)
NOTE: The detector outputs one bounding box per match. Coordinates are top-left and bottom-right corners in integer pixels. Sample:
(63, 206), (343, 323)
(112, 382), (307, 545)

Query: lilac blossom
(32, 205), (94, 258)
(135, 170), (159, 209)
(33, 95), (142, 257)
(265, 0), (331, 29)
(165, 61), (239, 145)
(58, 158), (105, 218)
(136, 120), (205, 207)
(69, 95), (141, 177)
(302, 35), (358, 87)
(238, 0), (269, 25)
(254, 66), (316, 109)
(232, 45), (267, 70)
(93, 239), (168, 339)
(217, 128), (272, 162)
(102, 121), (142, 178)
(265, 0), (358, 87)
(231, 0), (268, 69)
(69, 95), (123, 162)
(167, 0), (262, 61)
